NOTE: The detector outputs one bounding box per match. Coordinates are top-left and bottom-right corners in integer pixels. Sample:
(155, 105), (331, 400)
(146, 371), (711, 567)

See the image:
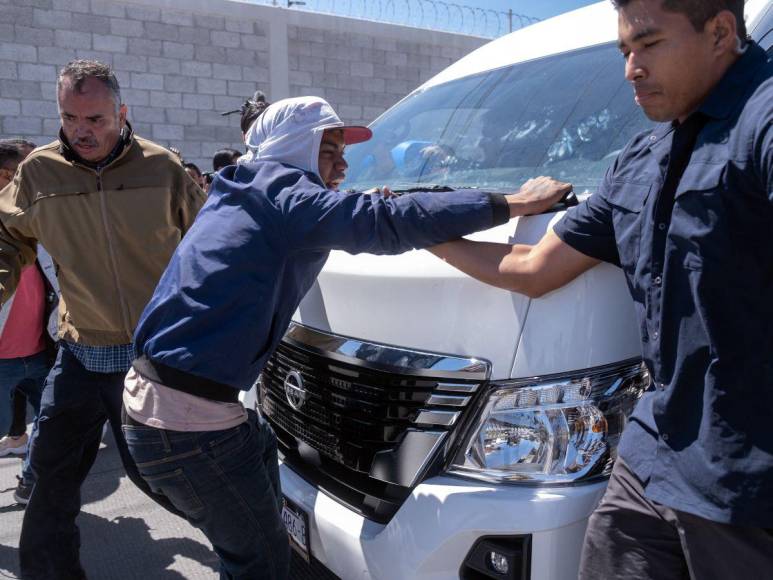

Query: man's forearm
(429, 230), (601, 298)
(429, 239), (539, 296)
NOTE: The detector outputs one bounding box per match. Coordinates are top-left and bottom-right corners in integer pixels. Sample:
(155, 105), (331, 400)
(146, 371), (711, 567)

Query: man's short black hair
(220, 90), (271, 134)
(58, 59), (122, 108)
(611, 0), (746, 39)
(0, 141), (24, 170)
(240, 91), (271, 134)
(212, 148), (242, 172)
(184, 162), (202, 177)
(3, 138), (36, 151)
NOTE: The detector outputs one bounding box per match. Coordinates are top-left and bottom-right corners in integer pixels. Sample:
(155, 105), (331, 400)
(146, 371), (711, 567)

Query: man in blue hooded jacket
(122, 96), (571, 580)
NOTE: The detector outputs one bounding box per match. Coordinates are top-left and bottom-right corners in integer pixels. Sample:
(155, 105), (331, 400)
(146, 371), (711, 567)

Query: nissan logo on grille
(284, 370), (307, 411)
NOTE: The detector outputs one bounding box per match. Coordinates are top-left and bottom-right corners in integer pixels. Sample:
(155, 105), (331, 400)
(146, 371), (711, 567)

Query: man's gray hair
(610, 0), (747, 40)
(57, 60), (122, 110)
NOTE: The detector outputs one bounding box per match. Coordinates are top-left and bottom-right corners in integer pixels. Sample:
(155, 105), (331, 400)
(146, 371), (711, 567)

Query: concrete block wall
(0, 0), (485, 170)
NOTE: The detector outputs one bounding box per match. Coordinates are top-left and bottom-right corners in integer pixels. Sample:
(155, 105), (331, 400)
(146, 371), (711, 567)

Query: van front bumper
(280, 460), (606, 580)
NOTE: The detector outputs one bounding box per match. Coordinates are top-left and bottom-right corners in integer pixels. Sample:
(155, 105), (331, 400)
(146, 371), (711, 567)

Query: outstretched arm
(429, 229), (600, 298)
(285, 175), (571, 255)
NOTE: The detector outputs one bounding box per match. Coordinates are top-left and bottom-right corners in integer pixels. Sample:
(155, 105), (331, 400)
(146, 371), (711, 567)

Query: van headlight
(447, 360), (648, 484)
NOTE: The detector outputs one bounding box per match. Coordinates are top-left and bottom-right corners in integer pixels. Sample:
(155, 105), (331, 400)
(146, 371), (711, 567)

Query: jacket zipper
(96, 168), (133, 341)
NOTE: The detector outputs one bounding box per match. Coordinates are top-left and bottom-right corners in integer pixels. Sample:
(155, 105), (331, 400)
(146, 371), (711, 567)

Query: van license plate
(282, 497), (310, 561)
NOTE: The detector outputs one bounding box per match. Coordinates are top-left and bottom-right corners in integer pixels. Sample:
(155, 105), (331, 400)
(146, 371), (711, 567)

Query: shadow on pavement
(0, 512), (219, 579)
(0, 427), (219, 579)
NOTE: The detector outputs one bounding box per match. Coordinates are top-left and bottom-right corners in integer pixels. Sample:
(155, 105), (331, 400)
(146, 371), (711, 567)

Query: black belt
(132, 354), (239, 404)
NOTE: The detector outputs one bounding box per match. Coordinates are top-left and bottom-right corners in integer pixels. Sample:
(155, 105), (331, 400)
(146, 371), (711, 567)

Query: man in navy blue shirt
(122, 95), (571, 579)
(432, 0), (773, 577)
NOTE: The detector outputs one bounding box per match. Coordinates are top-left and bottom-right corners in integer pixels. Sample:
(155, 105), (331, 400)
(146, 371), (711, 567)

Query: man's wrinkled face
(58, 76), (127, 163)
(618, 0), (730, 122)
(318, 129), (347, 190)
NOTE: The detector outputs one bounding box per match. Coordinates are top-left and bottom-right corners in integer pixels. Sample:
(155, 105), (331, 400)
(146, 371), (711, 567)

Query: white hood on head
(240, 96), (348, 182)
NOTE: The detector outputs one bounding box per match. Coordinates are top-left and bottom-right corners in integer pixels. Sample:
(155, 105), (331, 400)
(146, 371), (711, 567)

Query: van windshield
(342, 43), (654, 194)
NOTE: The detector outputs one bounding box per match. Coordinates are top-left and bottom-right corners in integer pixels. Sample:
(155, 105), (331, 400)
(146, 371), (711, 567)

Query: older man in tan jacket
(0, 60), (205, 580)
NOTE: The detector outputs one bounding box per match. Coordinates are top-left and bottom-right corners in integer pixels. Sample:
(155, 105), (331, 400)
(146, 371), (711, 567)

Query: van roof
(420, 0), (771, 91)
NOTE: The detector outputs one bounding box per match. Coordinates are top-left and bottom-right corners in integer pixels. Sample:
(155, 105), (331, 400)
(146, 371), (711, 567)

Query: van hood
(293, 212), (641, 379)
(294, 220), (530, 380)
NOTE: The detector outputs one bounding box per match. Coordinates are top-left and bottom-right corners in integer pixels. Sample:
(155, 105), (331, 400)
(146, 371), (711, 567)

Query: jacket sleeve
(279, 177), (509, 255)
(0, 168), (38, 305)
(174, 164), (207, 235)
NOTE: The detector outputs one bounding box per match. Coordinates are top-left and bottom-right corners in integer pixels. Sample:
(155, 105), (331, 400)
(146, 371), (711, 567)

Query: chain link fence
(253, 0), (540, 38)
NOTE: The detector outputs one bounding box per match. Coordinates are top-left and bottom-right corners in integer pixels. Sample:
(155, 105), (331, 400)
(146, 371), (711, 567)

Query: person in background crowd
(122, 95), (571, 579)
(0, 59), (205, 580)
(212, 147), (242, 173)
(0, 141), (56, 466)
(0, 138), (41, 458)
(203, 90), (273, 194)
(221, 90), (271, 139)
(3, 139), (36, 158)
(184, 162), (206, 191)
(429, 1), (773, 578)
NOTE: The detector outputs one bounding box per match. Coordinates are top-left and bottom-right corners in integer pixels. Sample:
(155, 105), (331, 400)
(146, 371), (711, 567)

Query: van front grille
(259, 323), (489, 523)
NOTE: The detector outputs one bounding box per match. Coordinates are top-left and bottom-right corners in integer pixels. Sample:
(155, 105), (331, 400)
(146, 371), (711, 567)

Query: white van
(244, 2), (773, 578)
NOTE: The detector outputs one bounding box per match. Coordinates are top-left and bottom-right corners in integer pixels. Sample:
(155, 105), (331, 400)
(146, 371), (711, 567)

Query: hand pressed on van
(504, 176), (572, 217)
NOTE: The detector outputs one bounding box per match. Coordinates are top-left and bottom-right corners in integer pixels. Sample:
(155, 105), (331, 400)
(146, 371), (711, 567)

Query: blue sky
(296, 0), (602, 37)
(461, 1), (600, 35)
(479, 1), (598, 20)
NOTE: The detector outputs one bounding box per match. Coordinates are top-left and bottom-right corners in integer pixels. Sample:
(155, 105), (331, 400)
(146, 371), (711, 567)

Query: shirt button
(659, 382), (666, 391)
(649, 135), (657, 142)
(658, 223), (667, 231)
(653, 331), (659, 339)
(654, 276), (662, 285)
(662, 433), (669, 441)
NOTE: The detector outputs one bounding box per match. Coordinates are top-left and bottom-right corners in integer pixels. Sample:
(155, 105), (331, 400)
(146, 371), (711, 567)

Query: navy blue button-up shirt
(554, 43), (773, 526)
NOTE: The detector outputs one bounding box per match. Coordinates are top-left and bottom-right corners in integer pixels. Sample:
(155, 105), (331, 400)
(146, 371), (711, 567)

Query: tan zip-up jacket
(0, 130), (206, 346)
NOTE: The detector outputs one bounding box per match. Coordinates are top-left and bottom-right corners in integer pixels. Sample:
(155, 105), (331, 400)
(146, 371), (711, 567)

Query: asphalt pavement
(0, 427), (221, 579)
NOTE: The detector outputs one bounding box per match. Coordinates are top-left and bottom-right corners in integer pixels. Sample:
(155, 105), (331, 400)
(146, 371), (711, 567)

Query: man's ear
(708, 10), (739, 56)
(119, 103), (128, 129)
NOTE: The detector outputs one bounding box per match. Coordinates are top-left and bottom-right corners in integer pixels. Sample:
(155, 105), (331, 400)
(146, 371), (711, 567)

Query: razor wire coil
(254, 0), (539, 38)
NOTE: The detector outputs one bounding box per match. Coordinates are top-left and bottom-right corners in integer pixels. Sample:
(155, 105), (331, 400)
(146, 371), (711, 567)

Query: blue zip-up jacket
(134, 161), (509, 390)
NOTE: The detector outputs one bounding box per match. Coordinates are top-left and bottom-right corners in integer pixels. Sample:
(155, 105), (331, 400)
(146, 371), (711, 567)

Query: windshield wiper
(390, 184), (480, 194)
(345, 183), (476, 195)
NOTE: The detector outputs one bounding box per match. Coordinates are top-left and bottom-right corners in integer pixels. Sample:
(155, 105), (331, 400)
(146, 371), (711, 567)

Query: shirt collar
(698, 41), (767, 120)
(58, 122), (134, 169)
(649, 121), (674, 142)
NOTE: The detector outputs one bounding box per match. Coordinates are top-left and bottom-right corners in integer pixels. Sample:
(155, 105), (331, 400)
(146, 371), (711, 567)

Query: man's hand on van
(363, 186), (396, 197)
(506, 177), (572, 217)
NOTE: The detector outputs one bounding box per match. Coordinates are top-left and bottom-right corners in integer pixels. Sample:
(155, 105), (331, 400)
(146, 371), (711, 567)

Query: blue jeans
(122, 410), (290, 580)
(0, 351), (49, 438)
(0, 352), (49, 485)
(19, 346), (182, 580)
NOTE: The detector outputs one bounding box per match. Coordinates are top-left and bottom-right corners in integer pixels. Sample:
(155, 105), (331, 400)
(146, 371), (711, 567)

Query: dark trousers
(122, 410), (290, 580)
(580, 458), (773, 580)
(0, 352), (49, 437)
(9, 386), (29, 437)
(19, 347), (182, 580)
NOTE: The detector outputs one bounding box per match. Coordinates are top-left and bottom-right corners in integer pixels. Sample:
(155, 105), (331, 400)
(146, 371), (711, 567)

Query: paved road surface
(0, 428), (221, 579)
